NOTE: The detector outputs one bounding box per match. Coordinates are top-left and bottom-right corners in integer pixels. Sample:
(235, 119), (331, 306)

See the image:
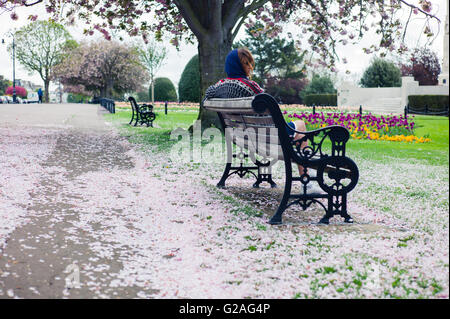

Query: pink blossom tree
(2, 0), (440, 126)
(53, 41), (149, 99)
(5, 86), (27, 98)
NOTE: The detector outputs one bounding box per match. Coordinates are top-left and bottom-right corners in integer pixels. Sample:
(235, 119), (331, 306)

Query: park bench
(128, 96), (156, 127)
(203, 93), (359, 225)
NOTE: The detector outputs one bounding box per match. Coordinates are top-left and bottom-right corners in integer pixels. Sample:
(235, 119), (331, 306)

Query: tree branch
(22, 0), (43, 6)
(231, 0), (270, 39)
(173, 0), (208, 39)
(237, 0), (270, 20)
(223, 0), (245, 31)
(399, 0), (441, 23)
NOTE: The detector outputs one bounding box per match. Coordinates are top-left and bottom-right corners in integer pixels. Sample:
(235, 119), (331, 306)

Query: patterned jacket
(205, 78), (263, 99)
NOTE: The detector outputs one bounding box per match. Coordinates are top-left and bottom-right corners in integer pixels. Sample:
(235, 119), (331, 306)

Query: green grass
(346, 116), (449, 165)
(105, 108), (198, 152)
(105, 109), (448, 165)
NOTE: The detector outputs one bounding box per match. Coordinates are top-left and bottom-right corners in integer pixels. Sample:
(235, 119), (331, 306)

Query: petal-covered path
(0, 104), (448, 298)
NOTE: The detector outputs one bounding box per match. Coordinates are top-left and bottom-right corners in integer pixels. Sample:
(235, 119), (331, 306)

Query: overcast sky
(0, 0), (447, 92)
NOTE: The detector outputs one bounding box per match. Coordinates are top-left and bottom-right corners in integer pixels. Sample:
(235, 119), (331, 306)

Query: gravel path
(0, 103), (448, 298)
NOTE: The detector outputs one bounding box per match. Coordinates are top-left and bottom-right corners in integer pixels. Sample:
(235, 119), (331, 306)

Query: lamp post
(2, 34), (17, 103)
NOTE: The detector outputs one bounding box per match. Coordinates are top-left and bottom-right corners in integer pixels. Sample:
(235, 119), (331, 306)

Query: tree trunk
(195, 33), (233, 131)
(151, 75), (155, 104)
(175, 0), (245, 131)
(44, 79), (50, 103)
(106, 78), (114, 99)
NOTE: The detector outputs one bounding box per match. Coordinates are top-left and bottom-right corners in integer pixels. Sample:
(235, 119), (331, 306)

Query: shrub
(0, 75), (11, 95)
(67, 93), (90, 103)
(153, 77), (177, 102)
(136, 90), (149, 102)
(304, 94), (337, 106)
(408, 95), (449, 112)
(265, 77), (308, 104)
(178, 55), (201, 102)
(300, 74), (335, 100)
(360, 58), (401, 88)
(5, 86), (27, 98)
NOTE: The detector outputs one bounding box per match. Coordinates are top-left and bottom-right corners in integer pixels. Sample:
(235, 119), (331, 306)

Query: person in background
(37, 88), (43, 103)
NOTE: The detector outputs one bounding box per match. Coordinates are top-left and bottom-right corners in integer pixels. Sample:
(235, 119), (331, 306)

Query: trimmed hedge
(178, 55), (201, 103)
(408, 95), (449, 112)
(67, 93), (90, 103)
(153, 77), (177, 102)
(304, 94), (337, 106)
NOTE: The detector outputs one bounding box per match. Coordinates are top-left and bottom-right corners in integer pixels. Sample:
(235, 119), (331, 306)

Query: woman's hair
(237, 48), (255, 79)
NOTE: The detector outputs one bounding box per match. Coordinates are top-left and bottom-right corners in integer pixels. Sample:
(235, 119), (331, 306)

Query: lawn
(106, 107), (449, 165)
(347, 115), (449, 165)
(103, 106), (448, 298)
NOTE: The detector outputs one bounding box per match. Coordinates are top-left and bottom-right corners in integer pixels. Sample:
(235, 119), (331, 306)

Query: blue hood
(225, 49), (247, 79)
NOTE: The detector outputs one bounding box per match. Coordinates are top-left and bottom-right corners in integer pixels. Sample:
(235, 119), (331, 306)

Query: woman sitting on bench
(206, 48), (308, 175)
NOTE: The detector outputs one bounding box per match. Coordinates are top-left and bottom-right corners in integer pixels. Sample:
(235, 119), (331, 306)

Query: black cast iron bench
(128, 96), (156, 127)
(203, 93), (359, 225)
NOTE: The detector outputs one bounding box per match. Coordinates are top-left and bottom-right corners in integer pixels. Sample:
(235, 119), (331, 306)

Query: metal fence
(99, 98), (115, 114)
(405, 104), (449, 117)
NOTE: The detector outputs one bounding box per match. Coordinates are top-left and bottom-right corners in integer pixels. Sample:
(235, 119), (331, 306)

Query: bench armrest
(284, 122), (344, 137)
(286, 124), (351, 164)
(141, 104), (154, 111)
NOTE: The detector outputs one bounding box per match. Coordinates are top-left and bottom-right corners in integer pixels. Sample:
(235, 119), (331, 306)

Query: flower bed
(285, 111), (431, 143)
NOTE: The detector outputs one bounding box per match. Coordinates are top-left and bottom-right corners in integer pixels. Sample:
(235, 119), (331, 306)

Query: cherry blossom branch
(22, 0), (43, 6)
(399, 0), (441, 22)
(231, 0), (270, 39)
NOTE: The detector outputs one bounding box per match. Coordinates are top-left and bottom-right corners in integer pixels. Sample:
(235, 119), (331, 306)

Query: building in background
(15, 79), (41, 92)
(438, 3), (449, 86)
(338, 4), (449, 114)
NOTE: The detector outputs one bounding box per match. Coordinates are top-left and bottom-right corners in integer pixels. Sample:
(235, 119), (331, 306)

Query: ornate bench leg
(339, 194), (354, 223)
(217, 163), (232, 188)
(253, 160), (277, 188)
(319, 194), (353, 224)
(268, 161), (292, 225)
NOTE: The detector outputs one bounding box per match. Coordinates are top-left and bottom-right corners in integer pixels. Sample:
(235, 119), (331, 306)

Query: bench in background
(128, 96), (156, 127)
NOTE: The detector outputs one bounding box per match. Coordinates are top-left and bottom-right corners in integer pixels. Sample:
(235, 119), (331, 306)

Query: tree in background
(234, 22), (307, 85)
(0, 75), (12, 96)
(400, 47), (441, 85)
(265, 77), (309, 104)
(261, 39), (308, 104)
(54, 41), (149, 99)
(9, 20), (72, 103)
(178, 55), (201, 103)
(235, 21), (308, 104)
(360, 58), (402, 88)
(3, 1), (440, 128)
(153, 77), (177, 102)
(136, 39), (167, 104)
(136, 90), (150, 102)
(301, 74), (336, 97)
